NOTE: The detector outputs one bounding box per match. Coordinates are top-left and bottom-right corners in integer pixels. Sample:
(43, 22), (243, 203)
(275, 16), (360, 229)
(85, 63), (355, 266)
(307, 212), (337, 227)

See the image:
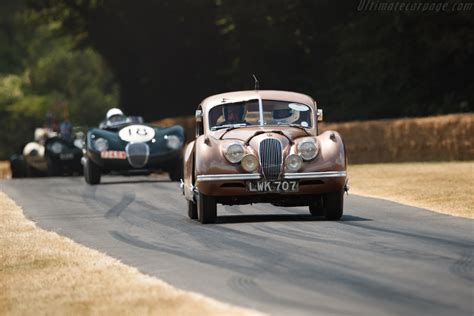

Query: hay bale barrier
(0, 161), (11, 179)
(156, 113), (473, 164)
(321, 113), (473, 164)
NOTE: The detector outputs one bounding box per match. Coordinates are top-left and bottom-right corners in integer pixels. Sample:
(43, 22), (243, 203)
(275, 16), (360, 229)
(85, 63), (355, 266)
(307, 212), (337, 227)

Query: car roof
(200, 90), (316, 112)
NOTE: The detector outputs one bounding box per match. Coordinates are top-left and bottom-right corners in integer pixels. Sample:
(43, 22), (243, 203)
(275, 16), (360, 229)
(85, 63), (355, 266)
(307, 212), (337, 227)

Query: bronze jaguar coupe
(182, 90), (348, 224)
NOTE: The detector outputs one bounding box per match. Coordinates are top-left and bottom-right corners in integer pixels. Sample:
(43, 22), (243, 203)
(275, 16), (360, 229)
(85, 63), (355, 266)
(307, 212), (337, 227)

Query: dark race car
(10, 127), (84, 177)
(83, 115), (185, 184)
(44, 131), (84, 176)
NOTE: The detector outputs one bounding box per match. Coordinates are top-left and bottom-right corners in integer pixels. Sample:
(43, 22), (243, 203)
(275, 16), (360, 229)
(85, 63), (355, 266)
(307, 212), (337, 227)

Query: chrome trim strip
(284, 171), (347, 180)
(197, 173), (261, 181)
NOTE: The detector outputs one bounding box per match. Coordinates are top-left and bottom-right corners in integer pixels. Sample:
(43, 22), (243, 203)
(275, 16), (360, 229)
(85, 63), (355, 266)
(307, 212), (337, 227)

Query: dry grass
(0, 191), (264, 316)
(348, 161), (474, 219)
(0, 161), (10, 179)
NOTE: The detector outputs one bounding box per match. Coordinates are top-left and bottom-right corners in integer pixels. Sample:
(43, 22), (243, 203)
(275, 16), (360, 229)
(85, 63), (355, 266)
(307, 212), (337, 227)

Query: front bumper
(195, 171), (347, 197)
(49, 153), (83, 171)
(87, 149), (181, 171)
(197, 171), (346, 182)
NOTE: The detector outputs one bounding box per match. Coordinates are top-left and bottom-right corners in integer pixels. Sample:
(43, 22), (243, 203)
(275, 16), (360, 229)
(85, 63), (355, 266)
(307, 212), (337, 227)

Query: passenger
(273, 108), (299, 125)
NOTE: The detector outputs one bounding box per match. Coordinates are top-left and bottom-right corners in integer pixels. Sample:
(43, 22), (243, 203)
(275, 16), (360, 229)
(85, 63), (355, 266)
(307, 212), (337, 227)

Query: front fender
(86, 128), (124, 152)
(194, 135), (247, 177)
(308, 130), (347, 172)
(183, 140), (195, 200)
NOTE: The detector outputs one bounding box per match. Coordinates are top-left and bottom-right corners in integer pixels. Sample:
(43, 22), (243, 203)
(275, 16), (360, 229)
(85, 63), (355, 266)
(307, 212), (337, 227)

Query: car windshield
(208, 100), (313, 130)
(100, 116), (145, 130)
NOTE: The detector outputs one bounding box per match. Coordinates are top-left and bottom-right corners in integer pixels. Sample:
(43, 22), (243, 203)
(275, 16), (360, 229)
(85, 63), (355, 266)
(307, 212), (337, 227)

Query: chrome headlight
(93, 137), (108, 152)
(285, 154), (302, 172)
(50, 142), (63, 154)
(298, 140), (319, 161)
(164, 135), (182, 150)
(241, 154), (259, 172)
(224, 143), (245, 163)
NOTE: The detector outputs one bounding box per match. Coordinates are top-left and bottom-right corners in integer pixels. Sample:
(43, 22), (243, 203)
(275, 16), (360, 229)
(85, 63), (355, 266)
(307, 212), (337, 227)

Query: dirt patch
(0, 191), (265, 316)
(348, 161), (473, 219)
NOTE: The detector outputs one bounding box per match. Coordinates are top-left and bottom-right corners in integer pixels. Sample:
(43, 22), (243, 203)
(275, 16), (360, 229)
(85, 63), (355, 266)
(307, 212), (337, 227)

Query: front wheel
(197, 193), (216, 224)
(84, 157), (101, 185)
(309, 195), (324, 216)
(10, 156), (28, 178)
(168, 158), (183, 182)
(323, 190), (344, 220)
(188, 200), (198, 219)
(47, 156), (62, 177)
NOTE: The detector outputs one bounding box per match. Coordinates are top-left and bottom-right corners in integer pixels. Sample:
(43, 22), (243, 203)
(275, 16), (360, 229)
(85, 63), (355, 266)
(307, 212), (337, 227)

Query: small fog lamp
(241, 154), (259, 172)
(285, 154), (302, 172)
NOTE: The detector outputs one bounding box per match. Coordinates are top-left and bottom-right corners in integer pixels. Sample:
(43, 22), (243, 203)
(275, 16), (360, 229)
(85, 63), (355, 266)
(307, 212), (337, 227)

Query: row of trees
(0, 0), (472, 158)
(0, 0), (118, 158)
(28, 0), (472, 121)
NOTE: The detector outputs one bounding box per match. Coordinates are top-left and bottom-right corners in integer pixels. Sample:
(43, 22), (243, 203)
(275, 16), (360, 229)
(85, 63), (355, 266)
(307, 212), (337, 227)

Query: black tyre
(168, 159), (183, 182)
(308, 196), (324, 216)
(323, 190), (344, 220)
(197, 193), (216, 224)
(188, 200), (198, 219)
(84, 157), (101, 185)
(27, 165), (41, 177)
(10, 156), (28, 178)
(47, 156), (62, 177)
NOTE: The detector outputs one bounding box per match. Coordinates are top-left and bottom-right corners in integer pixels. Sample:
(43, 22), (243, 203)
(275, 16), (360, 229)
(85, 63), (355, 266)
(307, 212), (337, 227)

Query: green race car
(83, 115), (184, 184)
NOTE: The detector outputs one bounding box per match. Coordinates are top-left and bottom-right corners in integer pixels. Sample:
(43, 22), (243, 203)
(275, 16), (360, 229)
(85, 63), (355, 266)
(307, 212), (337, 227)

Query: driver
(100, 108), (127, 129)
(221, 104), (246, 125)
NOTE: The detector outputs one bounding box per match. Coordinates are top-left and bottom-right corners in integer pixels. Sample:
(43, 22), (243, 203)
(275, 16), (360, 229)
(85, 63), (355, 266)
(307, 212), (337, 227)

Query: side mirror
(195, 109), (203, 123)
(317, 109), (323, 122)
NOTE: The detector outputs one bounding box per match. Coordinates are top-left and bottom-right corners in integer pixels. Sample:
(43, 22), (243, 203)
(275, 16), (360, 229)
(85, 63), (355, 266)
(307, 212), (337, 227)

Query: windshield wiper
(211, 123), (247, 131)
(276, 123), (311, 135)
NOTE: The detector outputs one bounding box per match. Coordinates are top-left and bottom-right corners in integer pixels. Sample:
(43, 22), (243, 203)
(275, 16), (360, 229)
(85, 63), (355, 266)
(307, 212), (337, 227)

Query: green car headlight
(93, 137), (108, 152)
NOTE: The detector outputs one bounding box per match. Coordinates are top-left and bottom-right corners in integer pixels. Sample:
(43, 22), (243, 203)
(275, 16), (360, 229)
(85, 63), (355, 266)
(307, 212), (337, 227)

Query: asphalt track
(1, 175), (473, 316)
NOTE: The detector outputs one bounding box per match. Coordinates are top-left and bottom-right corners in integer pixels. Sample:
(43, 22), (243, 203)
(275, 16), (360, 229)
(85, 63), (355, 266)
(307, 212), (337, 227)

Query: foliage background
(0, 0), (118, 159)
(0, 0), (472, 159)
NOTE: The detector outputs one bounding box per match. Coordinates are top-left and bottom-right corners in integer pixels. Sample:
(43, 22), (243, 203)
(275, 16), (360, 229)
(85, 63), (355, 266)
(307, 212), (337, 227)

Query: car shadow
(215, 214), (371, 224)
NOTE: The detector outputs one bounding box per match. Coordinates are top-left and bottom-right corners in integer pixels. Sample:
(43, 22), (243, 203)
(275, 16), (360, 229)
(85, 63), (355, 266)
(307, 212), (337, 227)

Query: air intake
(259, 138), (282, 180)
(126, 143), (149, 168)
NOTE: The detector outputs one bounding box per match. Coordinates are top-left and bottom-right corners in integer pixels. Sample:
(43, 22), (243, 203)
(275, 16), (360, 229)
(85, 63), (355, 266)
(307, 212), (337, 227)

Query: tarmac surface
(2, 175), (473, 316)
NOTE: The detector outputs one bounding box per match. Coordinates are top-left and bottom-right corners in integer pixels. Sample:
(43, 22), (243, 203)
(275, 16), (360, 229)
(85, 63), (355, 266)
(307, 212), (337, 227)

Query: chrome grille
(126, 143), (149, 168)
(259, 138), (282, 180)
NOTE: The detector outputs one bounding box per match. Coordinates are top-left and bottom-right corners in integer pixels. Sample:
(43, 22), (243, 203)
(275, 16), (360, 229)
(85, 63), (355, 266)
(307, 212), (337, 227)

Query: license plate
(59, 153), (74, 160)
(247, 180), (299, 193)
(101, 151), (127, 159)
